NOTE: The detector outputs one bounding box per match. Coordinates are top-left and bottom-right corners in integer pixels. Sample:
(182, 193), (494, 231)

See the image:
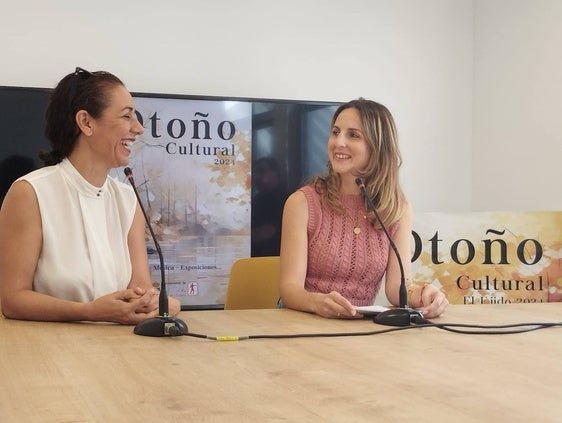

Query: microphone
(355, 178), (424, 326)
(124, 167), (188, 336)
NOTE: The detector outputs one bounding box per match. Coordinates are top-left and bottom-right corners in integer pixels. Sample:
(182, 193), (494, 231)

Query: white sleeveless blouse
(21, 159), (136, 302)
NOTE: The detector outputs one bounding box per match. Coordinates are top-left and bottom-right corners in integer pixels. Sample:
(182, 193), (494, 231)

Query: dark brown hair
(40, 68), (124, 166)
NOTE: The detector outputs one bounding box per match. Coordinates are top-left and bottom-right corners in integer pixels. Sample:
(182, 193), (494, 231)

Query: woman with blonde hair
(279, 98), (448, 319)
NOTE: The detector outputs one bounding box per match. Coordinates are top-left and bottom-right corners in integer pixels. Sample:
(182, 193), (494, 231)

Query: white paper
(354, 305), (390, 315)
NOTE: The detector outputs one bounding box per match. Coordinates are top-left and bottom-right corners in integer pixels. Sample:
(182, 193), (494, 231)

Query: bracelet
(406, 283), (427, 308)
(419, 284), (427, 308)
(406, 283), (417, 308)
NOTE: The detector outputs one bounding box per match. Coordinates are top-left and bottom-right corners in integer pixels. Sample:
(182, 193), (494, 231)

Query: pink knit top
(301, 185), (397, 306)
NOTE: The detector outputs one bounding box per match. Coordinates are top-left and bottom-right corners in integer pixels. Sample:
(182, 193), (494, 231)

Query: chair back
(224, 256), (280, 310)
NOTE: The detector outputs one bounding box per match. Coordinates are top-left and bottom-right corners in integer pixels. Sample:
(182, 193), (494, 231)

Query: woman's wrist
(407, 283), (426, 308)
(310, 292), (325, 315)
(79, 300), (96, 322)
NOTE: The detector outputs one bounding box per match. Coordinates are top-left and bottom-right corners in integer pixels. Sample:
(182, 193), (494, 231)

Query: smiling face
(328, 107), (370, 185)
(87, 84), (144, 169)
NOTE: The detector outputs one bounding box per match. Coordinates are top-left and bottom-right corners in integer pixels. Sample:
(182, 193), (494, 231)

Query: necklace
(353, 213), (367, 235)
(344, 196), (367, 235)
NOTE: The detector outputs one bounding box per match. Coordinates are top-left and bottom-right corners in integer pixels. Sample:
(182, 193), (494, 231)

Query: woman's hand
(167, 296), (181, 316)
(129, 287), (159, 313)
(86, 288), (159, 324)
(130, 286), (181, 316)
(418, 284), (449, 318)
(313, 291), (358, 319)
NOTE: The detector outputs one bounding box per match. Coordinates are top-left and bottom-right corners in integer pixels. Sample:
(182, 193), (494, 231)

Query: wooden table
(1, 304), (561, 422)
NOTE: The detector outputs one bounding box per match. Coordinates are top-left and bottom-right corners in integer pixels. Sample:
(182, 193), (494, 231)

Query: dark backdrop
(0, 86), (340, 256)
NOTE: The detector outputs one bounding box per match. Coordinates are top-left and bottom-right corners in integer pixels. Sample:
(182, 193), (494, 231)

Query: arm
(0, 181), (157, 324)
(279, 191), (356, 319)
(383, 203), (448, 318)
(126, 203), (181, 316)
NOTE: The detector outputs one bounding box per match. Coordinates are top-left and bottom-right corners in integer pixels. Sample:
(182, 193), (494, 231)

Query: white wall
(473, 0), (562, 211)
(1, 0), (493, 214)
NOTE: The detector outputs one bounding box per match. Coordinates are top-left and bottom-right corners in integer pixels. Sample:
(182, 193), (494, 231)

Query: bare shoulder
(2, 179), (38, 205)
(0, 179), (42, 268)
(282, 190), (309, 229)
(285, 189), (307, 207)
(0, 180), (40, 222)
(402, 201), (413, 219)
(283, 190), (309, 217)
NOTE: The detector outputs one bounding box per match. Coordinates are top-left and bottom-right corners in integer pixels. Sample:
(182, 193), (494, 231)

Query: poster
(126, 97), (252, 308)
(412, 212), (562, 304)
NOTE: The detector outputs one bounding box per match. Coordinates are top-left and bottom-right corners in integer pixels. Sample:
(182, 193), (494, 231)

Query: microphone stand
(124, 167), (188, 337)
(355, 178), (423, 327)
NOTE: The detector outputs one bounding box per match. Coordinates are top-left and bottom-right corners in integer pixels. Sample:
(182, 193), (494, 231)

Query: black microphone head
(355, 178), (366, 193)
(123, 167), (135, 185)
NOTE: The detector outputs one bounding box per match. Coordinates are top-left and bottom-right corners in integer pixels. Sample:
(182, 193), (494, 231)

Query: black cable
(431, 322), (560, 335)
(180, 320), (562, 341)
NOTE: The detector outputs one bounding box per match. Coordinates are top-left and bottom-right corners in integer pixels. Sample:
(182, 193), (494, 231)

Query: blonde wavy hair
(311, 98), (407, 229)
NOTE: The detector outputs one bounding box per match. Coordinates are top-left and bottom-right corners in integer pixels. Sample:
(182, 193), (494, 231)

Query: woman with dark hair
(0, 67), (180, 323)
(279, 98), (448, 319)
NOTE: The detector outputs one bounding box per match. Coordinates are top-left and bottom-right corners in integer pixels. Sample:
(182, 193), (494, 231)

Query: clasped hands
(89, 286), (181, 325)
